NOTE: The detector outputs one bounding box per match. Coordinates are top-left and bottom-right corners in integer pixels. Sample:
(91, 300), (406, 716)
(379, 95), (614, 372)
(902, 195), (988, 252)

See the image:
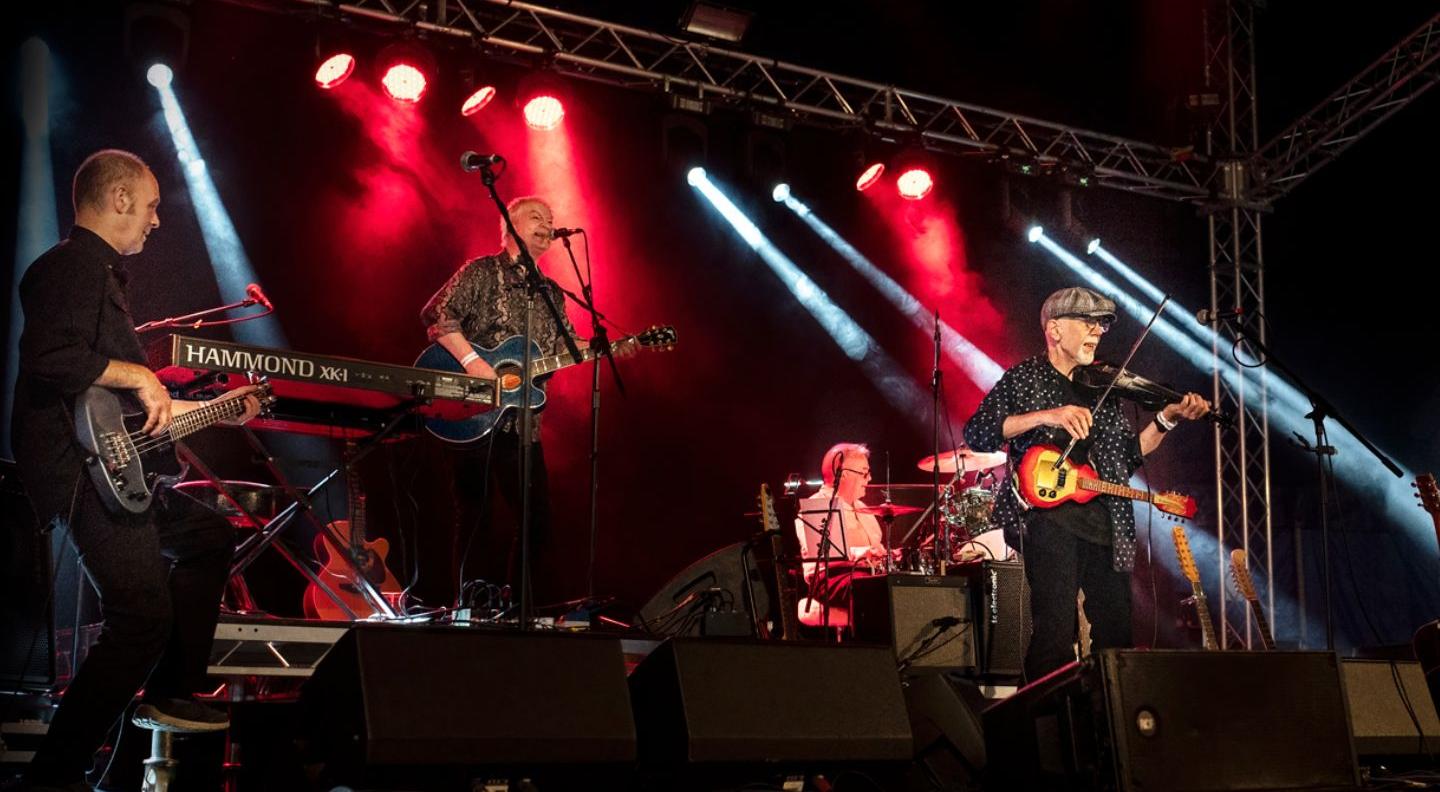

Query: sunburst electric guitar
(1015, 444), (1197, 519)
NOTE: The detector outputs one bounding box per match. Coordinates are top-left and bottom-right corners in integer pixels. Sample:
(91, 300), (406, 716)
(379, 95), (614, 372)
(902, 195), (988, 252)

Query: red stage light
(896, 167), (934, 200)
(381, 63), (427, 103)
(314, 53), (355, 90)
(523, 95), (565, 131)
(460, 85), (497, 116)
(855, 162), (886, 192)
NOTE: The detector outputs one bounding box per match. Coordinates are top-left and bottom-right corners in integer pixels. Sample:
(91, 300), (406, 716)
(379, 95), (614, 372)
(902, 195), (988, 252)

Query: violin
(1074, 361), (1233, 427)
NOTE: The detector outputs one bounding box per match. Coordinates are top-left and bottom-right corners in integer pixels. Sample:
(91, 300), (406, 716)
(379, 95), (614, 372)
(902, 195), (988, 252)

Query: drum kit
(796, 446), (1014, 576)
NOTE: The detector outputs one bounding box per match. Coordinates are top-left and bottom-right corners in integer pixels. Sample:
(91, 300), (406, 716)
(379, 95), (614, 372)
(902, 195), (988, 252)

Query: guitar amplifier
(952, 560), (1029, 678)
(852, 574), (974, 672)
(1341, 658), (1440, 757)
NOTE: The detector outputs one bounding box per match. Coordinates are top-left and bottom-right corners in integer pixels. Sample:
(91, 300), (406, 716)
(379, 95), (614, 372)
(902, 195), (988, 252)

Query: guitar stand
(175, 444), (352, 617)
(213, 407), (417, 620)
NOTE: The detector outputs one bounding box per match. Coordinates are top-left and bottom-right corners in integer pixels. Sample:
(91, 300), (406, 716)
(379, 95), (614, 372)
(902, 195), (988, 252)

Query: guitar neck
(1248, 600), (1277, 650)
(1079, 477), (1156, 505)
(165, 397), (249, 442)
(1191, 583), (1219, 650)
(532, 347), (593, 377)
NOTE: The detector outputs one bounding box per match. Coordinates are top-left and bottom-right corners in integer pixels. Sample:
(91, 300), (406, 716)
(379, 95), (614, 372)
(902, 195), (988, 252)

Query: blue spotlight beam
(781, 193), (1005, 391)
(1092, 245), (1218, 343)
(4, 39), (61, 457)
(688, 169), (932, 423)
(1036, 234), (1433, 567)
(152, 77), (284, 348)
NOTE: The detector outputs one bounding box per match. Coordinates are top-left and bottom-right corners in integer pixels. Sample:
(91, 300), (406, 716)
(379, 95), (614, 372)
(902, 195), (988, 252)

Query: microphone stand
(475, 161), (583, 631)
(557, 232), (626, 612)
(807, 455), (847, 637)
(134, 299), (272, 333)
(931, 310), (945, 574)
(1218, 316), (1402, 651)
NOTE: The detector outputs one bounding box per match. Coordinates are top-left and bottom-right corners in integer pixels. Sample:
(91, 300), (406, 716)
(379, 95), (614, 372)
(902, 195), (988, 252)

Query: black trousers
(26, 483), (234, 785)
(1021, 514), (1133, 683)
(451, 430), (552, 607)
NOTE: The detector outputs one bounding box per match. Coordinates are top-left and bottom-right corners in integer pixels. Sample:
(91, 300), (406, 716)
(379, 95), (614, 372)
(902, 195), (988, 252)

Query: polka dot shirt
(964, 355), (1145, 571)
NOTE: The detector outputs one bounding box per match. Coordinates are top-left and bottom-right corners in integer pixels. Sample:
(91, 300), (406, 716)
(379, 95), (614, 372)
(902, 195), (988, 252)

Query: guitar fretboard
(1192, 583), (1219, 650)
(1079, 477), (1156, 504)
(1248, 600), (1276, 650)
(165, 397), (250, 442)
(531, 345), (601, 377)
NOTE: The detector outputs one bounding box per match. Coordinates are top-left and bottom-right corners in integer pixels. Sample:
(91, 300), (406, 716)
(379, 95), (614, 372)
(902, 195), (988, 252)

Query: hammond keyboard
(148, 334), (497, 437)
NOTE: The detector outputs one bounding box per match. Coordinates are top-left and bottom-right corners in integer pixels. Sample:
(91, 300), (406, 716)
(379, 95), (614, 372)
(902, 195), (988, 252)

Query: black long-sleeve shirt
(964, 355), (1144, 571)
(12, 226), (146, 523)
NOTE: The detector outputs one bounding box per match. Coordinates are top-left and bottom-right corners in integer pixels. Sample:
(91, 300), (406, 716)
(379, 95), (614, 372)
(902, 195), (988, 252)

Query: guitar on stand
(1228, 548), (1276, 650)
(1172, 525), (1219, 650)
(757, 483), (799, 640)
(303, 464), (402, 620)
(1411, 474), (1440, 711)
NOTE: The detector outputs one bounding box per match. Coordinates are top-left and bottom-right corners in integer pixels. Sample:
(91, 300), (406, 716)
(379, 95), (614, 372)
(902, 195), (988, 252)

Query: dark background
(3, 0), (1437, 651)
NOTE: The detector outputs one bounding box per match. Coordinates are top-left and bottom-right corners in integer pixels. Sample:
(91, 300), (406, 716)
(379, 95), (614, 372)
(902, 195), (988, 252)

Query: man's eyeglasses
(840, 467), (872, 478)
(1056, 313), (1115, 333)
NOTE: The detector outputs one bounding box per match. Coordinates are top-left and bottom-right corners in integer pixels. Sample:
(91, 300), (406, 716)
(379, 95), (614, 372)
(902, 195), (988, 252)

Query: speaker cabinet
(628, 637), (912, 764)
(852, 574), (975, 672)
(300, 625), (636, 770)
(984, 650), (1360, 791)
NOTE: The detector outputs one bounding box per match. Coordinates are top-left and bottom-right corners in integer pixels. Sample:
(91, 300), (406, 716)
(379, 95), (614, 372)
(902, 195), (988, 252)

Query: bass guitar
(76, 383), (271, 515)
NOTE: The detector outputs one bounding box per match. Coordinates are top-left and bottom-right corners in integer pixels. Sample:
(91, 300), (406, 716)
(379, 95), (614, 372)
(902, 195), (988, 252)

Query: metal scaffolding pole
(1204, 0), (1273, 651)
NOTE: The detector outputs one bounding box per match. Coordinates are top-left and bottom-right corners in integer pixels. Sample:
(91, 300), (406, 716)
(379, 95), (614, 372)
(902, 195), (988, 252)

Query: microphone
(550, 227), (583, 239)
(244, 283), (272, 310)
(460, 151), (505, 171)
(1196, 307), (1243, 324)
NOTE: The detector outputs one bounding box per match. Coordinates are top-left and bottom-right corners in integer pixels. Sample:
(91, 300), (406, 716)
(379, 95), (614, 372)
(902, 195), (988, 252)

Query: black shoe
(132, 697), (229, 733)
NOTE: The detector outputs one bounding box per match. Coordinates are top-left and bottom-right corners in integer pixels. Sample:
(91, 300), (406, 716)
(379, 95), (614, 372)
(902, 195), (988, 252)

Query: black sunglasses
(1055, 313), (1115, 332)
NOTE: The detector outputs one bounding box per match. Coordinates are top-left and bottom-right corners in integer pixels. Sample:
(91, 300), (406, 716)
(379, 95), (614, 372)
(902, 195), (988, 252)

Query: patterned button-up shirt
(421, 250), (578, 435)
(964, 355), (1144, 571)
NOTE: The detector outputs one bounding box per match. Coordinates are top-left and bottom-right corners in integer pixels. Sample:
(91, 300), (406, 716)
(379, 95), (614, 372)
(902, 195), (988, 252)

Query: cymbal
(854, 503), (924, 517)
(916, 448), (1007, 474)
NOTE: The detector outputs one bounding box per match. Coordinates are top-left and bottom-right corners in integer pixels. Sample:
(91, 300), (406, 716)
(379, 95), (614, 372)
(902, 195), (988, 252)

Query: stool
(132, 705), (228, 792)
